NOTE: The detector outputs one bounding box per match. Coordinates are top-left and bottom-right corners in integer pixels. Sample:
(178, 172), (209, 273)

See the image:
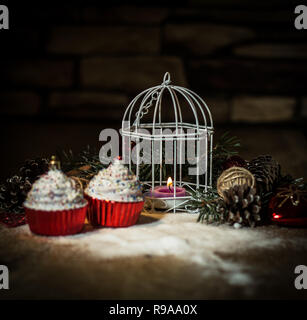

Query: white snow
(2, 211), (301, 294)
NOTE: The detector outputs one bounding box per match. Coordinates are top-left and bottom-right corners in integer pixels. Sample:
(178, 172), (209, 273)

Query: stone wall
(1, 1), (306, 126)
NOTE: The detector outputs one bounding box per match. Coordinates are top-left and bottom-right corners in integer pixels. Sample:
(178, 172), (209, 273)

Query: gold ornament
(49, 155), (61, 170)
(217, 166), (255, 198)
(275, 185), (307, 208)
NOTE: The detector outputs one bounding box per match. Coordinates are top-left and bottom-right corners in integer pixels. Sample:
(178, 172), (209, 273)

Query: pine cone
(0, 176), (31, 213)
(0, 158), (49, 213)
(19, 158), (49, 183)
(222, 155), (247, 170)
(247, 155), (281, 194)
(222, 184), (262, 227)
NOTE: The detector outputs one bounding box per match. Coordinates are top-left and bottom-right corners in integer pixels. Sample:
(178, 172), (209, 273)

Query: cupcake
(84, 157), (144, 227)
(24, 157), (88, 236)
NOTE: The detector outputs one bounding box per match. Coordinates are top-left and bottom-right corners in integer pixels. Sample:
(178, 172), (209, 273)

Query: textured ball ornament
(217, 166), (255, 198)
(222, 155), (247, 170)
(269, 186), (307, 227)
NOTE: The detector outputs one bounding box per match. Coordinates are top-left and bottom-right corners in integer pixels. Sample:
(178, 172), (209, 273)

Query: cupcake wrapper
(25, 205), (87, 236)
(85, 195), (144, 227)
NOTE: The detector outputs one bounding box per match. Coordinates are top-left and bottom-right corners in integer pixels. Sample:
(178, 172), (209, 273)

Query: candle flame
(167, 177), (173, 188)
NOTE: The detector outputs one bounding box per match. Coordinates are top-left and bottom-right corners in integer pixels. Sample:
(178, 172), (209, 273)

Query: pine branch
(211, 132), (241, 186)
(57, 145), (106, 181)
(187, 188), (227, 224)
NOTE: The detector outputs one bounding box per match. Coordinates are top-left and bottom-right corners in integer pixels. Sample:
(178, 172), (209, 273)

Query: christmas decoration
(122, 72), (214, 213)
(269, 180), (307, 227)
(192, 189), (226, 225)
(222, 184), (262, 228)
(0, 130), (305, 230)
(85, 157), (144, 227)
(192, 183), (262, 228)
(144, 177), (188, 212)
(150, 177), (187, 198)
(0, 158), (49, 214)
(247, 155), (281, 195)
(0, 211), (26, 228)
(222, 155), (247, 170)
(217, 166), (255, 197)
(58, 145), (106, 186)
(0, 129), (241, 221)
(24, 156), (88, 236)
(19, 158), (49, 182)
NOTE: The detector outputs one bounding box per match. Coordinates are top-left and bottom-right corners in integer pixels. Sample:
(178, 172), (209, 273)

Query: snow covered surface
(0, 212), (307, 299)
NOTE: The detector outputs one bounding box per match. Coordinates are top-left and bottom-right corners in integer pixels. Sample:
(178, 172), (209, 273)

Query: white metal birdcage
(121, 72), (214, 212)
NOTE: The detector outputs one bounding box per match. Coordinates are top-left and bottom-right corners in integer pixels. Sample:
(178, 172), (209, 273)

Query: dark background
(0, 0), (307, 180)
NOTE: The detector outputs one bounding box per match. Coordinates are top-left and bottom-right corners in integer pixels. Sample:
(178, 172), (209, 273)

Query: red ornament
(0, 212), (26, 228)
(269, 186), (307, 227)
(222, 155), (247, 170)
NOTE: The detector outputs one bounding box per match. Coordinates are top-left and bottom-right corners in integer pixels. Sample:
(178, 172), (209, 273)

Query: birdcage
(121, 72), (214, 212)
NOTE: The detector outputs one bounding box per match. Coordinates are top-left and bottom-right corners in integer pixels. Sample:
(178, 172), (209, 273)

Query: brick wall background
(1, 0), (307, 179)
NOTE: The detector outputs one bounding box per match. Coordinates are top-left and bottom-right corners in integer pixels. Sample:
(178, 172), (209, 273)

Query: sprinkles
(24, 169), (87, 211)
(85, 158), (143, 203)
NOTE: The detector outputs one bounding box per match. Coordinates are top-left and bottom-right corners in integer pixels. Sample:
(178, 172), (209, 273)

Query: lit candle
(167, 177), (173, 192)
(150, 177), (186, 198)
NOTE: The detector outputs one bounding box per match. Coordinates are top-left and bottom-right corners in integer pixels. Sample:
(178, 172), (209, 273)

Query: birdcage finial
(162, 72), (171, 86)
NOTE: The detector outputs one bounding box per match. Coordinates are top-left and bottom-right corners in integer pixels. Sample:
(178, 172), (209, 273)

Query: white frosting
(85, 158), (143, 202)
(24, 169), (87, 211)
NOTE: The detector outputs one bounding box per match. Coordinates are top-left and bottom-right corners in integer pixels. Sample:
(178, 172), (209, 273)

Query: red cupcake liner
(85, 195), (144, 227)
(25, 204), (87, 236)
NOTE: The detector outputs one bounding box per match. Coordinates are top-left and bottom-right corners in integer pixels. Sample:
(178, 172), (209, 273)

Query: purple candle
(150, 177), (186, 198)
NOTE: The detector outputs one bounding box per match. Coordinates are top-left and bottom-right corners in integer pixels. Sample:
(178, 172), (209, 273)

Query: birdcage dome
(122, 72), (213, 140)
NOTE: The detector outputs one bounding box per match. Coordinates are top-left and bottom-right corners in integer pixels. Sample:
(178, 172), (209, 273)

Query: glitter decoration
(85, 158), (144, 203)
(24, 168), (87, 211)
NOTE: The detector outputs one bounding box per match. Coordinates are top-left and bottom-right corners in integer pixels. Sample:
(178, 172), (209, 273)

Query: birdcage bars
(121, 72), (214, 212)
